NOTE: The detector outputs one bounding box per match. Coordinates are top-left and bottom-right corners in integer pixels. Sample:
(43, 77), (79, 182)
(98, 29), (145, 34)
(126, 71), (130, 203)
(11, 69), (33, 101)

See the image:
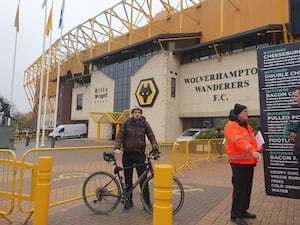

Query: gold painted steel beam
(155, 35), (202, 51)
(227, 0), (239, 10)
(209, 43), (222, 61)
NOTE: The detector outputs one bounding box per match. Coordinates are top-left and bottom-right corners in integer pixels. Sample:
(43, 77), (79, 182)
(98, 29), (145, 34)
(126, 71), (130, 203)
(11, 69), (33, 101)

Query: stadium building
(25, 0), (300, 141)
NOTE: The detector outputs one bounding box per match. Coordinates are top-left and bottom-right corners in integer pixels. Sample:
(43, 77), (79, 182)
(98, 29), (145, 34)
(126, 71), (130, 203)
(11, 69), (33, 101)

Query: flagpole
(41, 25), (53, 146)
(41, 2), (53, 146)
(8, 31), (18, 125)
(9, 30), (18, 106)
(54, 28), (63, 131)
(9, 0), (20, 126)
(54, 0), (65, 131)
(36, 0), (48, 148)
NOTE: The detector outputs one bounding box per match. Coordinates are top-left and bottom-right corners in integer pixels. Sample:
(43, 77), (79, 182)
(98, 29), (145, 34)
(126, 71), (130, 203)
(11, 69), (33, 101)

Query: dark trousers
(230, 163), (255, 219)
(122, 152), (149, 202)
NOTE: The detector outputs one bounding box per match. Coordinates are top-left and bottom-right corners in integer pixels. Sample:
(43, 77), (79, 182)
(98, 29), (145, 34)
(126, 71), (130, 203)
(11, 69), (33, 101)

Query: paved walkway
(4, 139), (300, 225)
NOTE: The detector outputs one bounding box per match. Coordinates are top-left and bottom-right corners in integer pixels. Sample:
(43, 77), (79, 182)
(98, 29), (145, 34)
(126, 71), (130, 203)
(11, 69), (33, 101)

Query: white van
(49, 123), (87, 140)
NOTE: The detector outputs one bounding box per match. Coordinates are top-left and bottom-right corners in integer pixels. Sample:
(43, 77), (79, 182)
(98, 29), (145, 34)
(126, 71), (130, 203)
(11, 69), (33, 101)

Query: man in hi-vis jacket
(224, 104), (262, 225)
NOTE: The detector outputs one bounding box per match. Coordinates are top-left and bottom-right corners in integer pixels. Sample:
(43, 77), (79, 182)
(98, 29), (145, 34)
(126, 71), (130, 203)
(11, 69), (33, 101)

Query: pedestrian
(288, 86), (300, 170)
(114, 105), (159, 212)
(224, 104), (262, 225)
(216, 128), (224, 138)
(25, 132), (30, 146)
(215, 128), (224, 155)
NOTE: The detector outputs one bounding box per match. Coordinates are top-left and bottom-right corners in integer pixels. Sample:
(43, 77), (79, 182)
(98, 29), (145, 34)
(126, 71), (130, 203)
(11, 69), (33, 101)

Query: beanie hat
(233, 104), (247, 115)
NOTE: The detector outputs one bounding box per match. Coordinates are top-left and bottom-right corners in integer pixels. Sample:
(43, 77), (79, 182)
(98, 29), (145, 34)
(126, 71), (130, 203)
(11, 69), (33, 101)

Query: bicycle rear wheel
(140, 174), (184, 215)
(82, 171), (121, 214)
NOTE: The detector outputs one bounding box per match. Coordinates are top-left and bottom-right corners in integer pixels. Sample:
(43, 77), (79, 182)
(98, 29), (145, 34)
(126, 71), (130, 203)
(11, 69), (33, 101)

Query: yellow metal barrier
(0, 150), (17, 224)
(14, 134), (36, 143)
(17, 145), (115, 216)
(174, 139), (210, 173)
(208, 138), (227, 160)
(173, 141), (190, 173)
(1, 140), (225, 224)
(174, 138), (227, 175)
(16, 143), (174, 223)
(188, 139), (210, 164)
(0, 142), (175, 224)
(146, 142), (173, 164)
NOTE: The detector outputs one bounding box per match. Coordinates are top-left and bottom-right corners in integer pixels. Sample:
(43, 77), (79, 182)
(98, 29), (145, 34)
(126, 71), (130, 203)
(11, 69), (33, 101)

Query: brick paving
(192, 158), (300, 225)
(3, 138), (300, 225)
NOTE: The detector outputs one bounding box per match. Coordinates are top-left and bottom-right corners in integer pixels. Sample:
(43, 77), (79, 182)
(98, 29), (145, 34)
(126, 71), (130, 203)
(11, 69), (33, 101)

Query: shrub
(196, 128), (217, 139)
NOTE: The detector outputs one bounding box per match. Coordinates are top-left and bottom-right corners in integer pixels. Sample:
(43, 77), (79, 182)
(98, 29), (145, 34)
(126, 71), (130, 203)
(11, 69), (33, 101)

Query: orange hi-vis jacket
(224, 121), (258, 164)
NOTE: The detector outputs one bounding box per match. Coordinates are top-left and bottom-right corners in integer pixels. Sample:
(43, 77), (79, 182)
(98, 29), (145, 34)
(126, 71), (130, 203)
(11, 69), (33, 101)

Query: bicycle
(82, 151), (184, 215)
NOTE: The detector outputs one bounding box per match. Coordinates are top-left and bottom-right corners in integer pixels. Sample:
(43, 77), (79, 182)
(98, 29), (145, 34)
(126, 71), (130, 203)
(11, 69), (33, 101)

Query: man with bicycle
(114, 105), (159, 212)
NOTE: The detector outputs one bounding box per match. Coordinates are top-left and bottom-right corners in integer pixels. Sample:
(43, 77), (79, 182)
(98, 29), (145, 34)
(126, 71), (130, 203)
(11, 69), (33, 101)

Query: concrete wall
(69, 49), (260, 142)
(179, 49), (259, 117)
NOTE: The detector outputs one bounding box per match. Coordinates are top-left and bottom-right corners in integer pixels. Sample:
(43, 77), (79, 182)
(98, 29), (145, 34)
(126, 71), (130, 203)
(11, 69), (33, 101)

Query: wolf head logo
(139, 83), (152, 103)
(135, 78), (158, 106)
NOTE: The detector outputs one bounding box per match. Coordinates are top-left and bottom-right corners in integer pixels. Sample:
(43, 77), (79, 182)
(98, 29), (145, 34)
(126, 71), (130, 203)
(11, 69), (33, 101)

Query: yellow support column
(153, 164), (173, 225)
(33, 157), (53, 225)
(116, 124), (120, 136)
(96, 122), (101, 141)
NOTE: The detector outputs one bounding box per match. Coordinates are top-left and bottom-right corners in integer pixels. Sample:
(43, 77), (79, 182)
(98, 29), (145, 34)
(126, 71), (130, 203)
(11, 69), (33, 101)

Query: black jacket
(114, 117), (158, 153)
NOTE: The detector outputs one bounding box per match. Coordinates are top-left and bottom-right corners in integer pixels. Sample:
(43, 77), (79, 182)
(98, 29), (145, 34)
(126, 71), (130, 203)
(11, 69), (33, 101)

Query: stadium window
(220, 45), (231, 56)
(244, 45), (256, 51)
(171, 78), (176, 98)
(76, 94), (83, 110)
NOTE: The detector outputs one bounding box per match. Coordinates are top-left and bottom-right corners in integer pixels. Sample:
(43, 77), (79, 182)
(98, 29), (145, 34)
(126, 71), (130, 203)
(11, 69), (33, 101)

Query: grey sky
(0, 0), (120, 113)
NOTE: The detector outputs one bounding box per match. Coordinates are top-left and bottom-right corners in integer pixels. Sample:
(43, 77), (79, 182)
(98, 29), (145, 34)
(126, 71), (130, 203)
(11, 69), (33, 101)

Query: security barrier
(208, 138), (227, 160)
(189, 139), (211, 164)
(0, 139), (224, 224)
(18, 145), (115, 217)
(146, 142), (174, 164)
(1, 146), (115, 224)
(0, 150), (17, 223)
(14, 134), (34, 143)
(17, 144), (173, 219)
(174, 138), (226, 174)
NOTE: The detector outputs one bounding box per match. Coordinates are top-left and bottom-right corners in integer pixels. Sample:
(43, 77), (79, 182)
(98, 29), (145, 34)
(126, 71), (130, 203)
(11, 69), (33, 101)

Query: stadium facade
(25, 0), (300, 141)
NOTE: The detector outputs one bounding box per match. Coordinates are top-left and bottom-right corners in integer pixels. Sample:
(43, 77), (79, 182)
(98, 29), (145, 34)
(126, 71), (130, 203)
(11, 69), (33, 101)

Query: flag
(59, 0), (65, 28)
(45, 5), (53, 36)
(42, 0), (47, 9)
(14, 3), (20, 32)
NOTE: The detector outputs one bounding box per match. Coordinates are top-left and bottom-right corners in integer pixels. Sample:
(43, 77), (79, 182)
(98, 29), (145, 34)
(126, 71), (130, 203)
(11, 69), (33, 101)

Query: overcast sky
(0, 0), (121, 113)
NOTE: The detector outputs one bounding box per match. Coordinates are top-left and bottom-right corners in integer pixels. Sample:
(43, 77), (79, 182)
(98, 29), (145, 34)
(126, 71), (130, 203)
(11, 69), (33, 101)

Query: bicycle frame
(113, 156), (154, 200)
(82, 151), (184, 215)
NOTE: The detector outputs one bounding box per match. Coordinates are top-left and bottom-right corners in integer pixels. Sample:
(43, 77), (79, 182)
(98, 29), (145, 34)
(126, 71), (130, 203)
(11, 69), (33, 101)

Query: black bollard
(25, 135), (30, 146)
(9, 138), (15, 150)
(51, 137), (55, 148)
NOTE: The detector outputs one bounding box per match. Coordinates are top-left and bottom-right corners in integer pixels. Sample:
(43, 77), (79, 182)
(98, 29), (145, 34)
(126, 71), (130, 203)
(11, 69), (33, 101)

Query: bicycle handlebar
(104, 150), (160, 164)
(148, 150), (161, 160)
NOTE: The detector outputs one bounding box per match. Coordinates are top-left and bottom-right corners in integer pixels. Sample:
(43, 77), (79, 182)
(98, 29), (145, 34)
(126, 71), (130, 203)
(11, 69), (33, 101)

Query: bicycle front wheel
(140, 174), (184, 215)
(82, 171), (121, 214)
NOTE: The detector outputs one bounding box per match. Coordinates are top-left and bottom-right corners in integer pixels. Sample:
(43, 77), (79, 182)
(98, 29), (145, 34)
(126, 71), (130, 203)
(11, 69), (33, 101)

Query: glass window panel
(76, 94), (83, 110)
(171, 78), (176, 98)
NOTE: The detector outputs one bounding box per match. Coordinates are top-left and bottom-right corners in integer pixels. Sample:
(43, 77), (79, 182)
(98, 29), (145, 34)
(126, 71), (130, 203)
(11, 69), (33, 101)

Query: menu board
(257, 42), (300, 199)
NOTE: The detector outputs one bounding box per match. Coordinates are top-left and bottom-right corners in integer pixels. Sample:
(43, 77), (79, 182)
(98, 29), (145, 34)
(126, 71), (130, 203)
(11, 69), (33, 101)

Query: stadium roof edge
(83, 32), (202, 64)
(173, 24), (283, 55)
